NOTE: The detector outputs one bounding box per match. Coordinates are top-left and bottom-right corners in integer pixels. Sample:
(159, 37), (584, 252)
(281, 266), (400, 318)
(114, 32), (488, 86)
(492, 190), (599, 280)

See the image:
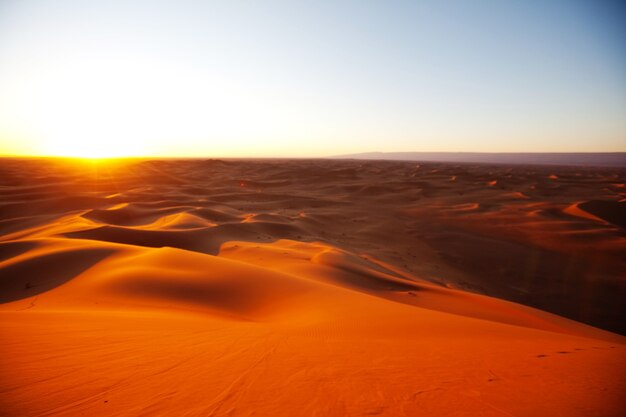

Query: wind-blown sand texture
(1, 157), (625, 416)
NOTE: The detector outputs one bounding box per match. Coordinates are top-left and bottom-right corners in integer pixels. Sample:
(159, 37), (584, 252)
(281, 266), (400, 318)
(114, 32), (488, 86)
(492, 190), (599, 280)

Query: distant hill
(330, 152), (626, 167)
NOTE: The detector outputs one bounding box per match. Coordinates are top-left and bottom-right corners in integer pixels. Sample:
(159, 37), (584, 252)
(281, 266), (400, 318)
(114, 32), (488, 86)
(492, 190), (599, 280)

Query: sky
(0, 0), (624, 158)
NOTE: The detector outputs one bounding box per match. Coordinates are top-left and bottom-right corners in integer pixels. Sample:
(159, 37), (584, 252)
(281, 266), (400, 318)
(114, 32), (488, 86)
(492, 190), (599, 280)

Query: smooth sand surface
(1, 158), (625, 416)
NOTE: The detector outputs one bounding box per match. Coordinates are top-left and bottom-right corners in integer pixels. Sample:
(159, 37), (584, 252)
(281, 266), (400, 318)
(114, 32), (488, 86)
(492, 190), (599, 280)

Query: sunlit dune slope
(0, 157), (625, 416)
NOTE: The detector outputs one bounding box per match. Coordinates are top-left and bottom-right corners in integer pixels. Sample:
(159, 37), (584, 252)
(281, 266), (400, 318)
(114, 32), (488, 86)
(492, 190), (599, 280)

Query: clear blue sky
(0, 0), (624, 157)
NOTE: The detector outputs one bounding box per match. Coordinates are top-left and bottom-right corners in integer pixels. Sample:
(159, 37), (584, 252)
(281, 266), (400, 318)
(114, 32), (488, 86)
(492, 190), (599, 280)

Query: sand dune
(1, 157), (625, 416)
(577, 200), (626, 229)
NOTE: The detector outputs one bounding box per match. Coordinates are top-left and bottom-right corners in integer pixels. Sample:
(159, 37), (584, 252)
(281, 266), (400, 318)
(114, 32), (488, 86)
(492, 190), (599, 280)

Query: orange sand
(0, 158), (625, 416)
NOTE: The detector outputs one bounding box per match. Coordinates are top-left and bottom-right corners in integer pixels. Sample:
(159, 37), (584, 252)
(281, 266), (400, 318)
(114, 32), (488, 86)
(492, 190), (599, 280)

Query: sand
(0, 157), (625, 416)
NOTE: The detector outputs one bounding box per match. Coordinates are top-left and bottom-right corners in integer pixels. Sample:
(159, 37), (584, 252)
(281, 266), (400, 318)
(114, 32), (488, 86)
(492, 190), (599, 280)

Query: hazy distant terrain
(332, 152), (626, 167)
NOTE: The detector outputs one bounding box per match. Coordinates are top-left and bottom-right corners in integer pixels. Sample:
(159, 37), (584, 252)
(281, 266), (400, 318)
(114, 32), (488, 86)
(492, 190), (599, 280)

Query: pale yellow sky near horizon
(0, 1), (625, 158)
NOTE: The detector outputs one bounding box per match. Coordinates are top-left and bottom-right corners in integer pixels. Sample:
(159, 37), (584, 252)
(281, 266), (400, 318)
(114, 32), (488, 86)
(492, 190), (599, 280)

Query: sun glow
(38, 133), (148, 159)
(1, 54), (304, 159)
(40, 125), (154, 158)
(8, 59), (170, 159)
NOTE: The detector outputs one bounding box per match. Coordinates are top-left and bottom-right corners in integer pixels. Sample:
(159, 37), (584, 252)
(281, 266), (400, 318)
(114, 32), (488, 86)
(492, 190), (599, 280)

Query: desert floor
(1, 158), (625, 416)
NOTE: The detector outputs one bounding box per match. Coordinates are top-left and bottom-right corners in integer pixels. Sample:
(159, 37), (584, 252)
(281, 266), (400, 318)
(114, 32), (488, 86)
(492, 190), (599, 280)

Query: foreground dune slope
(1, 158), (625, 416)
(1, 238), (625, 417)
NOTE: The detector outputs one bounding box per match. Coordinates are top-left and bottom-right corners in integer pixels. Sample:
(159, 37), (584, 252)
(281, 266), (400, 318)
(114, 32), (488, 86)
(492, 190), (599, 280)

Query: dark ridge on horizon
(331, 152), (626, 167)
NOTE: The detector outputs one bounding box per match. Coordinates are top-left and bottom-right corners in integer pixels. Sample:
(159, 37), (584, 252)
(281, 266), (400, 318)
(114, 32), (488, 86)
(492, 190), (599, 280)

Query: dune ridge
(1, 158), (625, 416)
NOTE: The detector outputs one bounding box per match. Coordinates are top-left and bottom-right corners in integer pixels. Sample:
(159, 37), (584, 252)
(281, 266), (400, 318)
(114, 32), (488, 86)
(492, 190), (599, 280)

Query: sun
(3, 57), (282, 159)
(39, 131), (148, 159)
(13, 60), (162, 159)
(30, 89), (154, 159)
